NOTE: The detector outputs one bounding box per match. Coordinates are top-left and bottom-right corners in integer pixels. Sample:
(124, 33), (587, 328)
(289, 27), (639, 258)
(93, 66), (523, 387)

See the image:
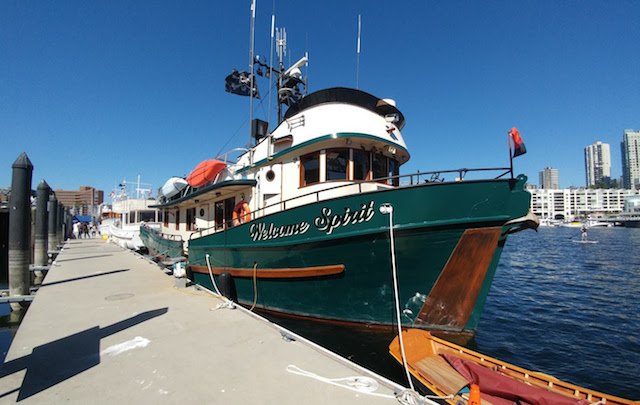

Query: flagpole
(508, 130), (514, 179)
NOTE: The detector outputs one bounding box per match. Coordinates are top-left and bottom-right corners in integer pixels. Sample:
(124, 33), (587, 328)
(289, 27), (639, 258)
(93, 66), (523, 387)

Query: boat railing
(141, 223), (183, 241)
(188, 166), (512, 240)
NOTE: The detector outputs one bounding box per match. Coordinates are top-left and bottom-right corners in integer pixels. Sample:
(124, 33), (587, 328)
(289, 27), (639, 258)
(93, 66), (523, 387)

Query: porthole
(266, 170), (276, 182)
(199, 209), (205, 217)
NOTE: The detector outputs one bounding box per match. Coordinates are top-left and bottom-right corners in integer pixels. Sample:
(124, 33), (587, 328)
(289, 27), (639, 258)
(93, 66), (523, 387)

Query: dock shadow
(0, 308), (168, 401)
(39, 269), (130, 288)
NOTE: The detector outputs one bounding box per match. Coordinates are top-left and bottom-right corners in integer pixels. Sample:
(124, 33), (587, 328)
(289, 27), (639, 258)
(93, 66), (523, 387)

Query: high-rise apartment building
(54, 186), (104, 216)
(584, 141), (611, 187)
(538, 167), (559, 189)
(621, 129), (640, 190)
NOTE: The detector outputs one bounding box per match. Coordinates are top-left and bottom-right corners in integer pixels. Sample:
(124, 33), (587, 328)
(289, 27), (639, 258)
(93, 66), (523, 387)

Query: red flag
(509, 127), (526, 157)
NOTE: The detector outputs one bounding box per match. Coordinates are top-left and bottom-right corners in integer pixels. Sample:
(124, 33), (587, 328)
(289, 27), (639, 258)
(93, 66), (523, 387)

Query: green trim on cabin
(152, 179), (256, 208)
(236, 132), (410, 175)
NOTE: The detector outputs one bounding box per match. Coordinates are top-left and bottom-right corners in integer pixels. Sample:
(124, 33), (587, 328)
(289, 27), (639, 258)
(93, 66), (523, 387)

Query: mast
(356, 14), (361, 89)
(249, 0), (257, 146)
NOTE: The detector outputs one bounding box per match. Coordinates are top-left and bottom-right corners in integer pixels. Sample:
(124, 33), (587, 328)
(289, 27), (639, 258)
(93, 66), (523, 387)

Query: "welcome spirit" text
(248, 201), (376, 241)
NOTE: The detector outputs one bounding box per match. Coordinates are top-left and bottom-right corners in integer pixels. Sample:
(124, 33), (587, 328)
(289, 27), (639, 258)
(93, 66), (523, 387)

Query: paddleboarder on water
(581, 224), (588, 241)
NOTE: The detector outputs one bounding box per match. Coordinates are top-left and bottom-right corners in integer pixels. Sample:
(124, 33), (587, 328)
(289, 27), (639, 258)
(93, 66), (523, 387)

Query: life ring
(232, 201), (251, 226)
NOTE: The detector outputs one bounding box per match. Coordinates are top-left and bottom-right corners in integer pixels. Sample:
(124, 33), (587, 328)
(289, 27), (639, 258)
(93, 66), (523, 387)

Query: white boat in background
(539, 218), (561, 227)
(585, 219), (613, 228)
(560, 221), (583, 228)
(100, 176), (162, 250)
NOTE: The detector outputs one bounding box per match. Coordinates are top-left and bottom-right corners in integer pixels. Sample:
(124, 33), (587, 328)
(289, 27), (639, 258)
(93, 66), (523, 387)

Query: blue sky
(1, 0), (639, 195)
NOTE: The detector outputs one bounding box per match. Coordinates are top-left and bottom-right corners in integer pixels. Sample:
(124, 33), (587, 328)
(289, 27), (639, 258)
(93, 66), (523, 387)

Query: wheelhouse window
(372, 153), (387, 182)
(326, 149), (349, 181)
(299, 148), (400, 187)
(388, 158), (399, 186)
(353, 150), (370, 180)
(300, 152), (320, 186)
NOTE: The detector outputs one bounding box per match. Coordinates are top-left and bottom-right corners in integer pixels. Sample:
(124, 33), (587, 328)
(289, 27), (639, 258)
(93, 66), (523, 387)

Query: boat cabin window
(301, 152), (320, 186)
(353, 150), (371, 181)
(215, 197), (236, 229)
(326, 149), (349, 181)
(175, 209), (180, 231)
(224, 198), (236, 227)
(215, 202), (224, 230)
(163, 210), (169, 227)
(139, 210), (156, 223)
(186, 208), (196, 231)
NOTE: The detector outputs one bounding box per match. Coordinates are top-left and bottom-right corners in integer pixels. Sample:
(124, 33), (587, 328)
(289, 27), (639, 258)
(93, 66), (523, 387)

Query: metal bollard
(48, 194), (58, 253)
(8, 152), (33, 311)
(34, 180), (50, 267)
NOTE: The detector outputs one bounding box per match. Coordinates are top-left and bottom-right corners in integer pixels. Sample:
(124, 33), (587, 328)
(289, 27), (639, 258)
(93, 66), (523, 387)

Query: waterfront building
(538, 167), (559, 189)
(54, 186), (104, 217)
(624, 195), (640, 214)
(621, 129), (640, 190)
(529, 188), (639, 220)
(584, 141), (611, 187)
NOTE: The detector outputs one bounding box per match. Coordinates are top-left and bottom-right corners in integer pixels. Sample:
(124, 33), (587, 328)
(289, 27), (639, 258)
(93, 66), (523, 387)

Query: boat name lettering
(314, 201), (375, 235)
(249, 222), (311, 241)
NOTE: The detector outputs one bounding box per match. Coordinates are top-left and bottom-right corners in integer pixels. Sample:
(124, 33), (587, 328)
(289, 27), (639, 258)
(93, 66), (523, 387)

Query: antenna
(356, 14), (361, 89)
(268, 13), (275, 128)
(276, 27), (287, 122)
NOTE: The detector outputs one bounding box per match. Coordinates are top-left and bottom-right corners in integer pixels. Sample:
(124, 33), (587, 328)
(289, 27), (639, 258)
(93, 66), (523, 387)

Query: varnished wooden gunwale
(389, 329), (639, 405)
(189, 264), (345, 279)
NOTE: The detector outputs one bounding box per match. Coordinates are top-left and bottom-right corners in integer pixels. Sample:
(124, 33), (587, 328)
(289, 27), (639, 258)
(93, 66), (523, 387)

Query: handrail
(141, 223), (183, 242)
(188, 166), (513, 240)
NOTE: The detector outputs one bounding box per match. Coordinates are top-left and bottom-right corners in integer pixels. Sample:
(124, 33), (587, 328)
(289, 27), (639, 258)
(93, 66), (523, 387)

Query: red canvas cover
(441, 354), (591, 405)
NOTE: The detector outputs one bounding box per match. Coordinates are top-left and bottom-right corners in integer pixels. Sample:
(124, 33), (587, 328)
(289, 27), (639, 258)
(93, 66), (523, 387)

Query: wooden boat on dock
(389, 329), (639, 405)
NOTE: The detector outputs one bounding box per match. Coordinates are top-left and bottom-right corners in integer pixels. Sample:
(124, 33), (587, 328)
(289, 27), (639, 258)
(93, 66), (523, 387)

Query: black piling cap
(37, 179), (51, 191)
(12, 152), (34, 170)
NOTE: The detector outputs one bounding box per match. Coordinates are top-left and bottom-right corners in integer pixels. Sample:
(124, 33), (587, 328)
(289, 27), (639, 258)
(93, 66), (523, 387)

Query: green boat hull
(188, 175), (532, 334)
(140, 225), (184, 261)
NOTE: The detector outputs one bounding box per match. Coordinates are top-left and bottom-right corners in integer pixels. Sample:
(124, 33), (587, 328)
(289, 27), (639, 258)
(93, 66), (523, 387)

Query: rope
(286, 365), (391, 398)
(285, 365), (447, 405)
(205, 254), (223, 296)
(380, 203), (415, 392)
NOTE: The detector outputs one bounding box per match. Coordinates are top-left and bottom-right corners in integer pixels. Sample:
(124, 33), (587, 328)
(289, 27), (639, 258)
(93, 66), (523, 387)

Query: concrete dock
(0, 239), (407, 403)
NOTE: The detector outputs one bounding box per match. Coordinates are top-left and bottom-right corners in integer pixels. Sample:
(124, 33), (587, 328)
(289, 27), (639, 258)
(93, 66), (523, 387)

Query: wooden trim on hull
(189, 264), (345, 279)
(413, 227), (502, 330)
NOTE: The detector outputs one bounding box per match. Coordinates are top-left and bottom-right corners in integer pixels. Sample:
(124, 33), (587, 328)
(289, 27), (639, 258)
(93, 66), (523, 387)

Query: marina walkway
(0, 239), (404, 404)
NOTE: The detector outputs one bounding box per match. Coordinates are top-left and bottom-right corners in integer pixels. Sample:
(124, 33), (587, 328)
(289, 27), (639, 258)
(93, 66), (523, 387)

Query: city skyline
(535, 129), (638, 190)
